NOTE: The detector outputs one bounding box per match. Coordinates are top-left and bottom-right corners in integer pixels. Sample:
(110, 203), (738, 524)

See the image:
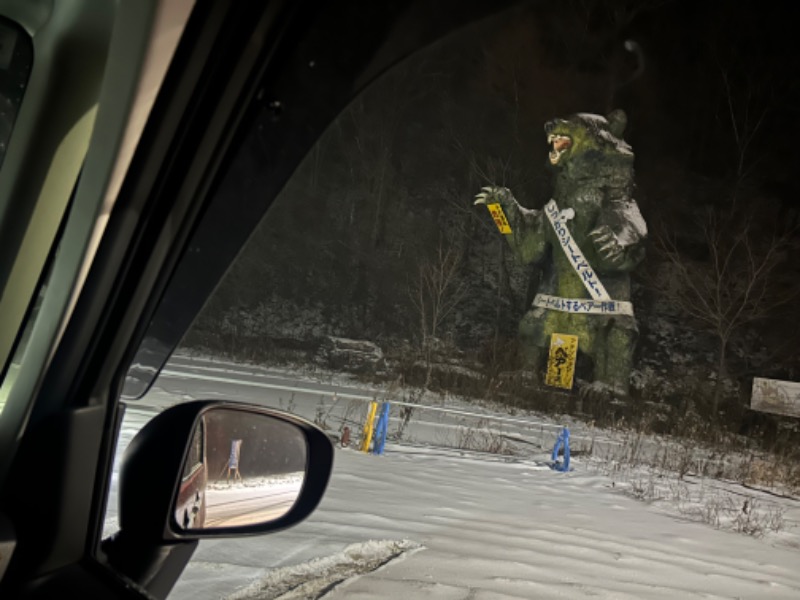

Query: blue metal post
(372, 402), (390, 455)
(551, 426), (570, 472)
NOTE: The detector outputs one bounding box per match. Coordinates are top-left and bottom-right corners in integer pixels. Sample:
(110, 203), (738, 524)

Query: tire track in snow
(422, 513), (800, 592)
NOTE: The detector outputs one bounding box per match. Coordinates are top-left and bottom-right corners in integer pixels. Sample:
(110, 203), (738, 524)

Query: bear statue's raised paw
(474, 186), (511, 206)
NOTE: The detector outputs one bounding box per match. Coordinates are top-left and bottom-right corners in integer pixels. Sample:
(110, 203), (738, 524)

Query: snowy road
(126, 354), (582, 454)
(164, 445), (800, 600)
(204, 477), (304, 528)
(104, 355), (800, 599)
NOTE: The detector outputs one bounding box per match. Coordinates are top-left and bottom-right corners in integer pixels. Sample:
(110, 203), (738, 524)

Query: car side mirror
(116, 401), (333, 540)
(103, 401), (333, 597)
(171, 407), (310, 533)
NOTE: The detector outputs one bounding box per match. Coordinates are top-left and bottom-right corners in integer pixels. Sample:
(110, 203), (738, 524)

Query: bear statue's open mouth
(548, 134), (572, 165)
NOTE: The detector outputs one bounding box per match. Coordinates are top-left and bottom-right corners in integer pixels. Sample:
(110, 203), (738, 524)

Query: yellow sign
(360, 401), (379, 452)
(545, 333), (578, 390)
(486, 203), (512, 234)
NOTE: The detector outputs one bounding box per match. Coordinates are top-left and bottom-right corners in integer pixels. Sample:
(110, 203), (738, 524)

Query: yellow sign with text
(545, 333), (579, 390)
(486, 203), (512, 234)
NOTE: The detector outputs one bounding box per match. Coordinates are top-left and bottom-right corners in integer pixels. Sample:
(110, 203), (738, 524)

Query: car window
(113, 2), (800, 598)
(0, 17), (33, 416)
(0, 17), (32, 171)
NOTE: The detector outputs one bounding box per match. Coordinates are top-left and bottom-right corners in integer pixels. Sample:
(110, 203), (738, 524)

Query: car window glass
(0, 18), (33, 416)
(111, 3), (800, 598)
(0, 17), (33, 171)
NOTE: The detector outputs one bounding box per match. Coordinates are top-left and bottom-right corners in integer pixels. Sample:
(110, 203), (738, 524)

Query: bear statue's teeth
(549, 147), (568, 164)
(547, 134), (572, 164)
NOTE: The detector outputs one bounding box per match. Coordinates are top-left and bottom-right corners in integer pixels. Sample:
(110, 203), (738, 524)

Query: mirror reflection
(174, 408), (308, 531)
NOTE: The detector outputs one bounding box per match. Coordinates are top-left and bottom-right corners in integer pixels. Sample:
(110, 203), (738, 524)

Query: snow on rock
(315, 337), (386, 374)
(615, 200), (648, 246)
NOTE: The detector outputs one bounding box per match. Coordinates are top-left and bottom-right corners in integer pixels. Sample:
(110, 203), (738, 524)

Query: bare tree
(654, 211), (797, 414)
(719, 68), (770, 197)
(396, 244), (468, 438)
(409, 243), (468, 351)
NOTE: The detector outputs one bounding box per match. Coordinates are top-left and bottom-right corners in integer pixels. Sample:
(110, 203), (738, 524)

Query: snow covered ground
(172, 446), (800, 599)
(106, 354), (800, 599)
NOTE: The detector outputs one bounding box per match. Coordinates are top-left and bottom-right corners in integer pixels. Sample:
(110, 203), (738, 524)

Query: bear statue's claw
(474, 186), (510, 206)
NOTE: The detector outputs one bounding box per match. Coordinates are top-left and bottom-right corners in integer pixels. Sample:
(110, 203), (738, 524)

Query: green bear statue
(476, 110), (647, 399)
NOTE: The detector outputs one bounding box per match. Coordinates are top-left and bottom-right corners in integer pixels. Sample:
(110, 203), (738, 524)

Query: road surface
(204, 476), (304, 528)
(126, 353), (578, 454)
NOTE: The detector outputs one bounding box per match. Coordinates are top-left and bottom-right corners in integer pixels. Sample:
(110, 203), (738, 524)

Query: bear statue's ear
(607, 109), (627, 138)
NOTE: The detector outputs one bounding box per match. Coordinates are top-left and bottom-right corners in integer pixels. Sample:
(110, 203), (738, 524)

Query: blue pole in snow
(372, 403), (390, 455)
(551, 426), (570, 472)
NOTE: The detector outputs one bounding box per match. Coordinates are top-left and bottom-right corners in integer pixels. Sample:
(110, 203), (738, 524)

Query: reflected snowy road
(203, 475), (304, 528)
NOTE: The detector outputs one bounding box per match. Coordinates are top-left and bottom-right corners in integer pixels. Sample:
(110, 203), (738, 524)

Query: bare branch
(407, 242), (468, 347)
(652, 210), (797, 411)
